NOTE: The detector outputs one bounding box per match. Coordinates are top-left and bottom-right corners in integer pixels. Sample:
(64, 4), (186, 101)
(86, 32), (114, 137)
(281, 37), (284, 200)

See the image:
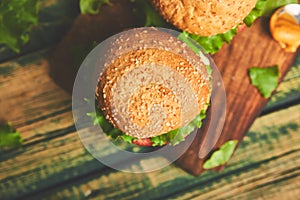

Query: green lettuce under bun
(88, 103), (209, 147)
(136, 0), (297, 54)
(175, 0), (298, 54)
(186, 0), (268, 54)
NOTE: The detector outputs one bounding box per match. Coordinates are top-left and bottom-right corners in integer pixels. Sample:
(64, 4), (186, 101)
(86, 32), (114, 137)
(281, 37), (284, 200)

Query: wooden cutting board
(176, 17), (298, 175)
(49, 1), (298, 176)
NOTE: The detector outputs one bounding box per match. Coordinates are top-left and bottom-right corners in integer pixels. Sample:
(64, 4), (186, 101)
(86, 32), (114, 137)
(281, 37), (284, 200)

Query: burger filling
(89, 103), (208, 147)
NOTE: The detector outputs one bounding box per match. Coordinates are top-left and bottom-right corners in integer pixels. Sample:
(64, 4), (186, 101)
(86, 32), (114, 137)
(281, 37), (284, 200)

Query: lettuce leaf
(88, 107), (208, 147)
(151, 109), (207, 146)
(0, 0), (39, 53)
(243, 0), (267, 27)
(203, 140), (238, 169)
(80, 0), (110, 15)
(249, 65), (280, 98)
(183, 28), (238, 54)
(86, 111), (113, 132)
(262, 0), (298, 17)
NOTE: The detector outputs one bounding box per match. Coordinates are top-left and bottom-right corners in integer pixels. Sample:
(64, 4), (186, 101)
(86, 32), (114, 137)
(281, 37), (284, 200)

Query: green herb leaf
(168, 110), (207, 146)
(243, 0), (267, 27)
(0, 123), (22, 148)
(88, 107), (208, 146)
(87, 111), (113, 132)
(150, 135), (167, 146)
(242, 0), (293, 26)
(191, 109), (207, 128)
(118, 134), (135, 143)
(249, 65), (280, 98)
(0, 0), (39, 53)
(203, 140), (238, 169)
(262, 0), (298, 17)
(80, 0), (110, 15)
(185, 28), (238, 54)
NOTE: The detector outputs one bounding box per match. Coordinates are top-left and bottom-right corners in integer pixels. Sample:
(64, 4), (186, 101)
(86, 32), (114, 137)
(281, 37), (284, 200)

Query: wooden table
(1, 1), (300, 199)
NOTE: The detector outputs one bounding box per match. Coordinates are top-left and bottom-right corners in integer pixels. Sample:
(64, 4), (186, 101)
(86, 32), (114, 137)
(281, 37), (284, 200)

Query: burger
(91, 0), (267, 147)
(132, 0), (268, 54)
(151, 0), (258, 36)
(94, 27), (212, 146)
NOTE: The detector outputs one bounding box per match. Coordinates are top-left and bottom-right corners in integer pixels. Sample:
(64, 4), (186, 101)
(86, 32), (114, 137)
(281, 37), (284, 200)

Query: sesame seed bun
(151, 0), (257, 36)
(96, 28), (211, 138)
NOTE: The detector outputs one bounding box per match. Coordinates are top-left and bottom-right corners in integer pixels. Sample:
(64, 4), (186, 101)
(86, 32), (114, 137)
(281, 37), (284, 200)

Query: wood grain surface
(0, 1), (300, 199)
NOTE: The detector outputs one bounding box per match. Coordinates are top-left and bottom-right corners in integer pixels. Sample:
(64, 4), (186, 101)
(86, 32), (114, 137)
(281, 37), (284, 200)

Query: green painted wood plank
(174, 153), (300, 200)
(3, 104), (298, 200)
(0, 131), (103, 199)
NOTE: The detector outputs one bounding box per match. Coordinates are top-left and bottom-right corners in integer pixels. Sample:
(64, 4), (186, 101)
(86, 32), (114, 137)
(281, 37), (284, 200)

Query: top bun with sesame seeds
(95, 27), (211, 146)
(151, 0), (258, 36)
